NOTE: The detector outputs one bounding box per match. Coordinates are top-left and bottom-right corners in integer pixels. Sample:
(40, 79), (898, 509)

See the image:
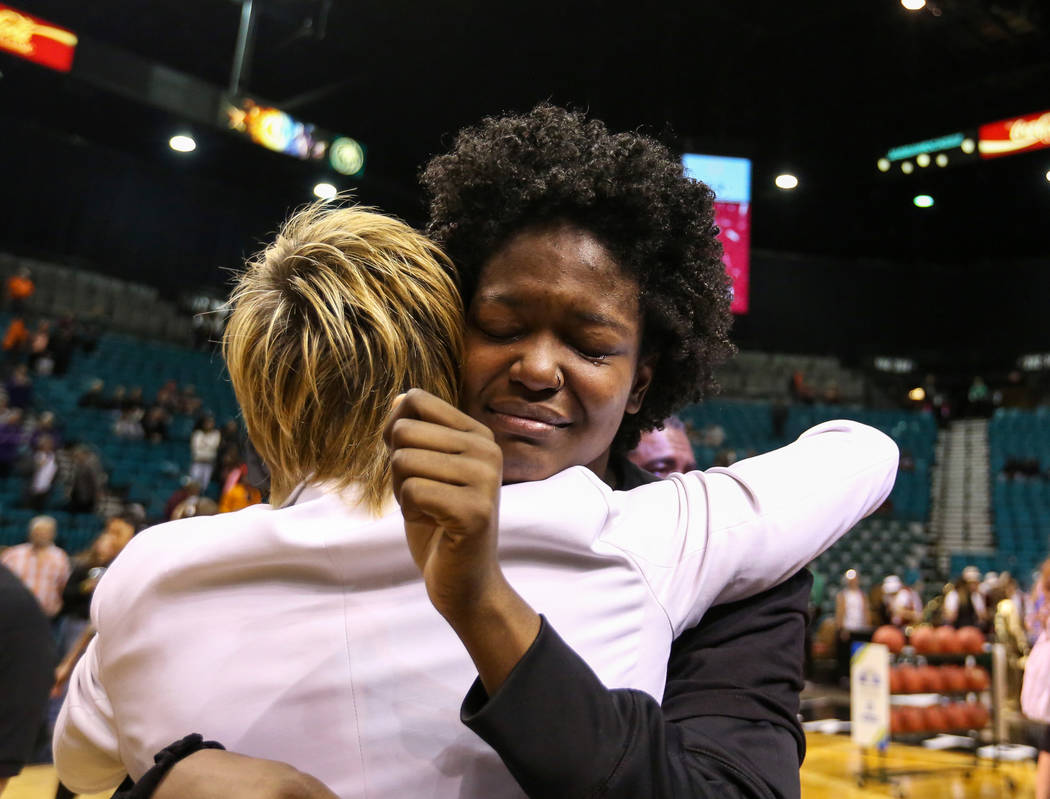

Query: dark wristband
(110, 733), (226, 799)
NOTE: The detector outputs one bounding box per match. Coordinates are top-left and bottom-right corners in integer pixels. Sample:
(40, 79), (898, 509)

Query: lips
(486, 400), (571, 437)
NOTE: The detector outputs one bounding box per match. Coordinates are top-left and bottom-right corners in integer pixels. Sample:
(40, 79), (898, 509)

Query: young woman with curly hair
(414, 103), (813, 798)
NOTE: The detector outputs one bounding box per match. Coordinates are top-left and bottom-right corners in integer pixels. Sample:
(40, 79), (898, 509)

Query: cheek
(461, 339), (507, 405)
(575, 365), (637, 425)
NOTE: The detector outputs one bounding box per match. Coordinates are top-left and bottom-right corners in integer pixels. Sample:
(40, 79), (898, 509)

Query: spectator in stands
(1, 318), (28, 367)
(27, 319), (50, 373)
(218, 465), (262, 514)
(626, 416), (696, 478)
(712, 448), (736, 467)
(154, 380), (179, 414)
(49, 316), (75, 377)
(179, 384), (202, 416)
(141, 406), (170, 443)
(189, 415), (220, 488)
(879, 574), (903, 625)
(58, 520), (134, 658)
(822, 382), (840, 404)
(0, 396), (14, 427)
(968, 375), (992, 416)
(835, 569), (871, 682)
(943, 565), (988, 628)
(5, 266), (35, 314)
(0, 515), (70, 619)
(1028, 559), (1050, 645)
(24, 434), (57, 511)
(0, 562), (54, 797)
(0, 408), (25, 478)
(67, 446), (103, 514)
(106, 385), (127, 412)
(124, 387), (146, 413)
(701, 421), (725, 448)
(31, 411), (62, 451)
(789, 370), (814, 403)
(77, 379), (107, 409)
(5, 364), (32, 410)
(172, 495), (218, 520)
(164, 479), (200, 521)
(891, 575), (924, 627)
(113, 407), (144, 439)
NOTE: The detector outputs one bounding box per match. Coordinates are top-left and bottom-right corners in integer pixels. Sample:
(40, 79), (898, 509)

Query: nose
(508, 334), (564, 393)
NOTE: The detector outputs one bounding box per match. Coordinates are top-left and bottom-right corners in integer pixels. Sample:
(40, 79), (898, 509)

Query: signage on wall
(979, 109), (1050, 159)
(0, 4), (77, 72)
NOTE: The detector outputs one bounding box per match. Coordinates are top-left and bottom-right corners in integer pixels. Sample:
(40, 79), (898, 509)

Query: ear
(625, 355), (656, 415)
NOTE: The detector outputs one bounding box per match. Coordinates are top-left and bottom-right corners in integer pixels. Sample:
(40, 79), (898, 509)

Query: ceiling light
(169, 134), (196, 153)
(916, 153), (930, 167)
(877, 158), (891, 172)
(901, 0), (925, 9)
(313, 182), (337, 200)
(961, 138), (976, 154)
(1045, 170), (1050, 182)
(774, 173), (798, 190)
(913, 194), (934, 208)
(936, 154), (949, 167)
(901, 161), (914, 174)
(908, 387), (926, 401)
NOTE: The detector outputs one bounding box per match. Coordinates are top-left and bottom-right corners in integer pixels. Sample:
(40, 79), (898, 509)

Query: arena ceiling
(2, 0), (1049, 278)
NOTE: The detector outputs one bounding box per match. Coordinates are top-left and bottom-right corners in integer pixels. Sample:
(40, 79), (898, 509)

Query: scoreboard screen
(682, 153), (751, 314)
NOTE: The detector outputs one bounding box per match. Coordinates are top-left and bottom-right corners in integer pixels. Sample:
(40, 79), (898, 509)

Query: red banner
(0, 5), (77, 72)
(979, 110), (1050, 159)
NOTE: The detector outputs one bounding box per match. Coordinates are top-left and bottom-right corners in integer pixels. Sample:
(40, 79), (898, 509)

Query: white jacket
(55, 420), (897, 797)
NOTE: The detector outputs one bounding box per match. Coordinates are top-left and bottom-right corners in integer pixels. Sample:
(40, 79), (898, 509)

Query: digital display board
(682, 153), (751, 314)
(221, 95), (365, 176)
(979, 109), (1050, 159)
(0, 4), (77, 72)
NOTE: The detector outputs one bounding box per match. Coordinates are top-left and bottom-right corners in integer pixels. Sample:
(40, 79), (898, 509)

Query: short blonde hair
(223, 203), (463, 510)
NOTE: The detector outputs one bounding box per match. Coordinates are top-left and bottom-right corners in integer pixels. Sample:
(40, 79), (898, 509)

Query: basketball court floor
(4, 732), (1036, 799)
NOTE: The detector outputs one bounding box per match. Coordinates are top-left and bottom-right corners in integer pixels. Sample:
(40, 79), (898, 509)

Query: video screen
(682, 153), (751, 314)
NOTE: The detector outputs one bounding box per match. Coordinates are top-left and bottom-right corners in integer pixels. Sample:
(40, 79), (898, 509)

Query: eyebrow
(476, 292), (633, 334)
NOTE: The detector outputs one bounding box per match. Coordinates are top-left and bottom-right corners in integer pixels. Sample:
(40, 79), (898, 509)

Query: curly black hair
(421, 103), (735, 452)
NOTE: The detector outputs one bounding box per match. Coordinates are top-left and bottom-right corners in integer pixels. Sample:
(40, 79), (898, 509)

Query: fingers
(383, 388), (493, 447)
(398, 477), (496, 536)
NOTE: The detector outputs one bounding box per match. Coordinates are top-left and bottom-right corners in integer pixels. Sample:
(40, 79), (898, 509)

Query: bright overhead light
(901, 0), (925, 9)
(774, 173), (798, 190)
(913, 194), (934, 208)
(908, 387), (926, 401)
(313, 182), (337, 200)
(961, 138), (976, 154)
(1045, 170), (1050, 182)
(169, 134), (196, 153)
(916, 153), (931, 167)
(901, 161), (914, 174)
(877, 158), (891, 172)
(936, 154), (949, 167)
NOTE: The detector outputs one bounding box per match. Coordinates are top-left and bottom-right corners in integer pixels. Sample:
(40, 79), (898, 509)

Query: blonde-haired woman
(1025, 558), (1050, 799)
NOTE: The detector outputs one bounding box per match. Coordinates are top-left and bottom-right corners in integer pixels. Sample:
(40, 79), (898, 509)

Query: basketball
(873, 625), (906, 654)
(899, 706), (925, 733)
(911, 625), (937, 654)
(957, 626), (985, 654)
(934, 625), (960, 654)
(923, 704), (948, 732)
(965, 666), (989, 692)
(898, 664), (923, 693)
(967, 702), (990, 729)
(942, 665), (969, 693)
(889, 667), (903, 694)
(918, 664), (943, 693)
(944, 703), (970, 730)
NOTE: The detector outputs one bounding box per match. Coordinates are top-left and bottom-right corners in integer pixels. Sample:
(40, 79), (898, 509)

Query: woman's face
(461, 224), (652, 484)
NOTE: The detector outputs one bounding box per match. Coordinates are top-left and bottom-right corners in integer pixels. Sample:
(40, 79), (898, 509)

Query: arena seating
(715, 351), (866, 403)
(679, 399), (936, 599)
(987, 407), (1050, 580)
(0, 316), (236, 551)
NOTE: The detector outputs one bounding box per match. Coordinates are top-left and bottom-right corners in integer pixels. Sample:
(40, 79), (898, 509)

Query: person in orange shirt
(218, 465), (262, 514)
(6, 267), (35, 314)
(2, 317), (28, 358)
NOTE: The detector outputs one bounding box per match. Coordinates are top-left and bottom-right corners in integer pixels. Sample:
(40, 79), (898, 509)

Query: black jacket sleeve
(462, 570), (812, 799)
